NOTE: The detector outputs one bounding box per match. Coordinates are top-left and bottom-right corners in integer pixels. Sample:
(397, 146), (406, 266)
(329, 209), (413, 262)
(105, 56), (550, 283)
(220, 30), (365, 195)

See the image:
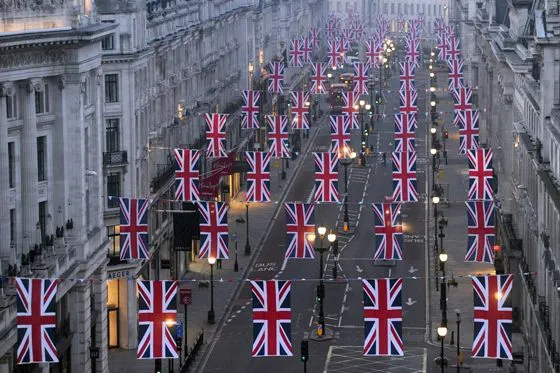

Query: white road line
(308, 315), (314, 327)
(323, 346), (334, 373)
(422, 348), (427, 372)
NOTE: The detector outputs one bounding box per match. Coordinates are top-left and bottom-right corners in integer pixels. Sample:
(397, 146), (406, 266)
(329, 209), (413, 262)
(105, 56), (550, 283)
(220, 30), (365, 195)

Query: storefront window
(107, 280), (119, 348)
(107, 225), (121, 258)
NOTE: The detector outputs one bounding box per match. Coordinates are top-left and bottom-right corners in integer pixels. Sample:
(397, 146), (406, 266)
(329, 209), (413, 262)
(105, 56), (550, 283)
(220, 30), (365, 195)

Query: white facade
(376, 0), (450, 35)
(455, 0), (560, 371)
(328, 0), (375, 26)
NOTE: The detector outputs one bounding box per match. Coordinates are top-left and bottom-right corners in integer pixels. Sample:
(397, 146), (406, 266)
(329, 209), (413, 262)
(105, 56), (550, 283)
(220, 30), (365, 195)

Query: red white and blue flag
(447, 58), (464, 91)
(314, 152), (339, 203)
(362, 278), (404, 356)
(342, 90), (360, 129)
(399, 61), (416, 92)
(268, 62), (284, 94)
(437, 34), (449, 61)
(291, 91), (310, 129)
(119, 197), (150, 260)
(399, 88), (418, 115)
(267, 115), (290, 158)
(301, 36), (313, 64)
(137, 280), (178, 359)
(392, 151), (418, 202)
(472, 275), (513, 360)
(246, 151), (272, 202)
(330, 115), (351, 157)
(405, 36), (420, 66)
(353, 62), (369, 95)
(289, 39), (304, 67)
(372, 203), (403, 260)
(446, 36), (461, 61)
(174, 148), (201, 201)
(467, 148), (494, 201)
(309, 27), (320, 49)
(394, 114), (416, 153)
(241, 90), (261, 129)
(397, 16), (406, 32)
(284, 202), (315, 259)
(16, 278), (58, 364)
(453, 86), (473, 112)
(338, 37), (350, 60)
(310, 62), (328, 94)
(327, 40), (341, 68)
(205, 113), (228, 158)
(251, 280), (293, 357)
(365, 39), (381, 69)
(197, 201), (229, 259)
(457, 109), (480, 153)
(465, 201), (495, 263)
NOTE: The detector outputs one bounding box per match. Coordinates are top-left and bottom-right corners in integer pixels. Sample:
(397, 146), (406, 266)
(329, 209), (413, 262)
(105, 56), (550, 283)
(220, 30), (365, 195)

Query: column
(70, 281), (92, 373)
(21, 79), (40, 257)
(94, 268), (108, 373)
(0, 85), (11, 260)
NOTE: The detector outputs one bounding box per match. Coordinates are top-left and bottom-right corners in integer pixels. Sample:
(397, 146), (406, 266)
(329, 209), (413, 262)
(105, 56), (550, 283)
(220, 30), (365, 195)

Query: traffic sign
(180, 288), (192, 305)
(176, 320), (183, 338)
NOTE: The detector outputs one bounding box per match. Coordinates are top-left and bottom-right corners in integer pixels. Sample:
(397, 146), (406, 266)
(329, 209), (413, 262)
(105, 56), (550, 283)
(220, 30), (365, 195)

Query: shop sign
(107, 269), (131, 279)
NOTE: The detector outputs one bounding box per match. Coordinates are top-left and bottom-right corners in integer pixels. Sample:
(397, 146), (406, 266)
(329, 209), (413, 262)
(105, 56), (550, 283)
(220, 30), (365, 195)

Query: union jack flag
(397, 15), (406, 32)
(205, 113), (228, 158)
(341, 29), (353, 43)
(457, 110), (480, 153)
(362, 278), (404, 356)
(137, 280), (178, 359)
(330, 115), (351, 157)
(353, 21), (365, 41)
(453, 86), (473, 112)
(301, 36), (313, 64)
(437, 34), (449, 61)
(290, 91), (310, 129)
(372, 203), (403, 260)
(326, 19), (337, 40)
(310, 62), (328, 94)
(342, 90), (360, 129)
(405, 36), (420, 66)
(394, 114), (416, 153)
(309, 27), (320, 49)
(267, 115), (290, 158)
(268, 61), (284, 94)
(289, 39), (304, 67)
(465, 201), (495, 263)
(119, 197), (150, 260)
(16, 278), (58, 364)
(399, 61), (415, 92)
(241, 90), (260, 129)
(399, 88), (418, 115)
(365, 39), (381, 69)
(174, 149), (201, 201)
(251, 280), (293, 357)
(392, 151), (418, 202)
(435, 18), (445, 38)
(246, 151), (272, 202)
(197, 201), (229, 259)
(446, 36), (461, 61)
(314, 152), (339, 203)
(472, 275), (513, 360)
(353, 62), (369, 95)
(327, 40), (340, 67)
(338, 38), (350, 62)
(467, 148), (494, 201)
(447, 58), (464, 91)
(284, 203), (315, 259)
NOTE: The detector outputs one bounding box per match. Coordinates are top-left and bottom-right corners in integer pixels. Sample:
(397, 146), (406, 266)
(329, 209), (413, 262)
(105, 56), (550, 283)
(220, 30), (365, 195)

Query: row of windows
(383, 2), (444, 17)
(9, 201), (47, 246)
(7, 136), (47, 187)
(5, 85), (50, 119)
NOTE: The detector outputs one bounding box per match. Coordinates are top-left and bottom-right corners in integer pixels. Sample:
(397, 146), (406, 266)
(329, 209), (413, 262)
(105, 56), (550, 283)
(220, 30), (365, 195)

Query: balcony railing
(151, 162), (175, 192)
(103, 151), (128, 165)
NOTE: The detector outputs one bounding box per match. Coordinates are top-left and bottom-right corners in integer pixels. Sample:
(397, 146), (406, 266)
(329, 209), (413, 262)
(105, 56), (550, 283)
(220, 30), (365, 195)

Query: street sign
(176, 320), (183, 338)
(180, 288), (192, 305)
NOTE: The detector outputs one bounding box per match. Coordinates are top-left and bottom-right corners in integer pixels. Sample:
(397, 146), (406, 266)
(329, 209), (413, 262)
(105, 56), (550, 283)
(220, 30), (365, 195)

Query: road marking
(323, 346), (334, 373)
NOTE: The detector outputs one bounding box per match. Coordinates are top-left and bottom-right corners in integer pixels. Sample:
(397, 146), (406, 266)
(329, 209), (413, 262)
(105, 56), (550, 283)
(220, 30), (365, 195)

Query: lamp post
(432, 195), (440, 291)
(207, 256), (216, 324)
(455, 309), (462, 371)
(244, 203), (251, 255)
(437, 321), (448, 373)
(439, 250), (448, 323)
(165, 319), (177, 373)
(340, 151), (357, 232)
(248, 62), (254, 90)
(358, 100), (367, 166)
(430, 148), (438, 191)
(365, 104), (371, 149)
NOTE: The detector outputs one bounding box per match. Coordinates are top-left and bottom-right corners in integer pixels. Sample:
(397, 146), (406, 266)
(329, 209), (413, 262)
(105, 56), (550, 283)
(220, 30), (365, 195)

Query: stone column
(70, 281), (92, 373)
(0, 85), (12, 261)
(20, 80), (40, 258)
(93, 268), (108, 373)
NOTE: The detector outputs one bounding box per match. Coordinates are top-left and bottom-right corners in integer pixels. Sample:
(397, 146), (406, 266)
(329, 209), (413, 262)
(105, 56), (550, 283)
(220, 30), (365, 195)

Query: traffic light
(316, 283), (325, 301)
(444, 130), (449, 139)
(300, 339), (309, 362)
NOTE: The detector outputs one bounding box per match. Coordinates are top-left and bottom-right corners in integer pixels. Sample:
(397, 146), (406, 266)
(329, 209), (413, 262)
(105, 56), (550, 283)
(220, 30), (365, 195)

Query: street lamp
(431, 148), (438, 192)
(327, 72), (332, 78)
(437, 321), (448, 373)
(327, 231), (338, 279)
(165, 319), (177, 373)
(309, 226), (329, 337)
(432, 194), (440, 291)
(455, 309), (462, 371)
(430, 100), (437, 107)
(340, 151), (357, 232)
(431, 127), (437, 134)
(439, 250), (448, 325)
(430, 72), (435, 78)
(248, 62), (254, 90)
(207, 256), (216, 324)
(430, 86), (436, 92)
(359, 101), (367, 166)
(245, 203), (251, 255)
(365, 104), (372, 144)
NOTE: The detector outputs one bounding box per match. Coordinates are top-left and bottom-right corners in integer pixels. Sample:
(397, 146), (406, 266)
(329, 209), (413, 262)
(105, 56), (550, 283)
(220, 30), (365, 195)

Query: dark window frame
(105, 119), (120, 152)
(37, 136), (47, 181)
(105, 74), (119, 103)
(107, 225), (121, 257)
(8, 142), (15, 188)
(107, 173), (121, 208)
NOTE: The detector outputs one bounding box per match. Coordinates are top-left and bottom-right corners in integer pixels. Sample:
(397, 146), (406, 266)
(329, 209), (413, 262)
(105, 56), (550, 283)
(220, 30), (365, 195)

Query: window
(107, 172), (121, 208)
(6, 94), (16, 119)
(102, 34), (114, 50)
(105, 74), (119, 103)
(8, 142), (15, 188)
(39, 201), (47, 244)
(391, 3), (394, 14)
(37, 136), (47, 181)
(107, 225), (121, 257)
(35, 84), (50, 114)
(105, 119), (120, 152)
(9, 209), (15, 245)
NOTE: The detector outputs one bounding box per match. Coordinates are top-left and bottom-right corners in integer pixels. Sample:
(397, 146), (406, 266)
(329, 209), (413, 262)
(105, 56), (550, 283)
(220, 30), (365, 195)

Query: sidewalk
(108, 101), (327, 373)
(427, 69), (511, 372)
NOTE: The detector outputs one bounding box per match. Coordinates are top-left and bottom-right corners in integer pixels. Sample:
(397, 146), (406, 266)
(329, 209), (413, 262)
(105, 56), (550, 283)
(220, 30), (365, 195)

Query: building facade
(376, 0), (450, 35)
(455, 0), (560, 371)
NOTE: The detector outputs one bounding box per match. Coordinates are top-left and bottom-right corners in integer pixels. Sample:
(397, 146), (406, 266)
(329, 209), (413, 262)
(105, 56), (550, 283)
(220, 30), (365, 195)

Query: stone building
(454, 0), (560, 371)
(376, 0), (450, 36)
